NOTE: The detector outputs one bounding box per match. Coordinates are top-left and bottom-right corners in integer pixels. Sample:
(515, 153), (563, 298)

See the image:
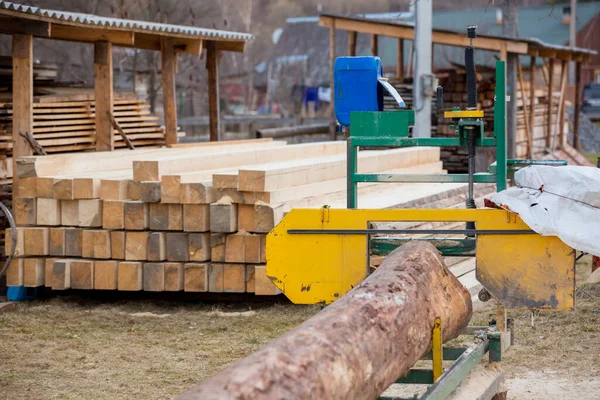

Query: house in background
(575, 10), (600, 85)
(255, 2), (599, 111)
(429, 3), (600, 97)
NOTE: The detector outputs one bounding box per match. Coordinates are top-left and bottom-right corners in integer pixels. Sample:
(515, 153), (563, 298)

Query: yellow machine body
(266, 208), (575, 309)
(443, 110), (485, 119)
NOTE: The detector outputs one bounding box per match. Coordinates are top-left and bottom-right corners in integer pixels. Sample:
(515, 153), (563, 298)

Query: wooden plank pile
(513, 80), (562, 159)
(383, 78), (413, 110)
(5, 138), (445, 297)
(0, 93), (166, 180)
(435, 69), (495, 173)
(435, 68), (563, 171)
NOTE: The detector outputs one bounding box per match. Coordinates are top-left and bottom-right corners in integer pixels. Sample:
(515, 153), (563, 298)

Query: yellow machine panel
(443, 110), (484, 119)
(266, 208), (575, 309)
(477, 234), (575, 310)
(266, 207), (369, 304)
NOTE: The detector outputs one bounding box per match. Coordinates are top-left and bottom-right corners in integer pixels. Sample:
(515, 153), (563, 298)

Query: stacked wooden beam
(513, 80), (562, 159)
(435, 68), (563, 171)
(0, 95), (166, 157)
(435, 69), (495, 173)
(0, 56), (58, 89)
(5, 139), (446, 297)
(383, 78), (413, 110)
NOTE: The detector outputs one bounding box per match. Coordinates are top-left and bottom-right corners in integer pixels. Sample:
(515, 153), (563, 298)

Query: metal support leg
(466, 128), (476, 235)
(496, 304), (511, 354)
(432, 316), (443, 381)
(347, 138), (358, 209)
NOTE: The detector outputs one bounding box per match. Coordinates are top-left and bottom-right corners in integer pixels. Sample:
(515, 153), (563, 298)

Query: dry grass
(0, 298), (318, 399)
(465, 255), (600, 379)
(0, 257), (598, 399)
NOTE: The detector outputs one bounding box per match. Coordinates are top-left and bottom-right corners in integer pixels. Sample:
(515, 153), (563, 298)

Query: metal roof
(0, 1), (252, 42)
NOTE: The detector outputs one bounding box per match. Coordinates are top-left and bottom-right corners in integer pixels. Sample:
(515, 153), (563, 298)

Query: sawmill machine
(265, 26), (575, 398)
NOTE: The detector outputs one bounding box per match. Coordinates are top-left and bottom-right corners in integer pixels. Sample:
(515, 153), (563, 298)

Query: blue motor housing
(334, 57), (383, 127)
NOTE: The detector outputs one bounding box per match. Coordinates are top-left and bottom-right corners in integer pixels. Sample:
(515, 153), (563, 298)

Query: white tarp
(487, 165), (600, 257)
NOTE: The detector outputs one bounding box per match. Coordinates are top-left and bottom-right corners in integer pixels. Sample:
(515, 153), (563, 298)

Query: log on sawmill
(179, 241), (473, 400)
(256, 123), (329, 139)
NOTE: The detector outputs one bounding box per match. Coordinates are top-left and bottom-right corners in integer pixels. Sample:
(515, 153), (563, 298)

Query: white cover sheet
(487, 166), (600, 257)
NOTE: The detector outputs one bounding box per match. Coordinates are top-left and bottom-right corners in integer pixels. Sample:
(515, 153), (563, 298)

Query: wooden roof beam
(579, 53), (591, 63)
(0, 16), (50, 37)
(216, 40), (246, 53)
(320, 15), (529, 54)
(50, 24), (134, 46)
(134, 32), (203, 55)
(537, 48), (556, 59)
(320, 15), (414, 40)
(554, 49), (573, 61)
(175, 38), (203, 55)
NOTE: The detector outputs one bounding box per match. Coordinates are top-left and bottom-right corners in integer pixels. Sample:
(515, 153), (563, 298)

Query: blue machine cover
(334, 56), (406, 127)
(334, 57), (382, 127)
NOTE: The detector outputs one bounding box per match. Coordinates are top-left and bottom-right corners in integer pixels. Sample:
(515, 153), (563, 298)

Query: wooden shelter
(320, 13), (595, 156)
(0, 1), (251, 197)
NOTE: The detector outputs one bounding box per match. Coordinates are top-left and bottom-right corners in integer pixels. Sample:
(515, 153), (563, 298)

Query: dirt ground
(1, 257), (599, 400)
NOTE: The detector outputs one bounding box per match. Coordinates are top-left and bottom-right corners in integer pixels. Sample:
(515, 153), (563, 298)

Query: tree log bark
(179, 241), (473, 400)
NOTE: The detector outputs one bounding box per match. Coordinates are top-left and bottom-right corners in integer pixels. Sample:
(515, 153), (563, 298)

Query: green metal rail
(378, 330), (501, 400)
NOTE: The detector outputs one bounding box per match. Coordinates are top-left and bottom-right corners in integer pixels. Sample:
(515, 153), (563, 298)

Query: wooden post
(161, 37), (177, 145)
(348, 31), (357, 56)
(555, 60), (568, 150)
(499, 44), (507, 61)
(573, 61), (582, 151)
(516, 57), (532, 159)
(329, 25), (336, 140)
(406, 41), (413, 78)
(370, 34), (378, 56)
(529, 56), (536, 155)
(546, 58), (554, 149)
(541, 60), (549, 86)
(12, 34), (33, 198)
(396, 39), (404, 79)
(94, 41), (113, 152)
(594, 159), (600, 273)
(207, 41), (221, 142)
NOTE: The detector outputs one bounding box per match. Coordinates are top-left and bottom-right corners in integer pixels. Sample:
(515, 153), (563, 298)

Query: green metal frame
(347, 60), (565, 260)
(489, 159), (567, 179)
(371, 237), (476, 257)
(346, 61), (523, 399)
(347, 60), (508, 210)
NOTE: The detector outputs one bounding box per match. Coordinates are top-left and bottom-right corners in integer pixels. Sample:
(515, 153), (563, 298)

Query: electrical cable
(412, 0), (427, 113)
(0, 200), (16, 278)
(518, 184), (600, 210)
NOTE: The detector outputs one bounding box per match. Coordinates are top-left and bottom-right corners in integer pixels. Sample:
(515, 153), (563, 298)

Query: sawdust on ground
(0, 257), (598, 399)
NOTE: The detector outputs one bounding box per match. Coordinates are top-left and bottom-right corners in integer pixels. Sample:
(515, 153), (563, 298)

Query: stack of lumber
(0, 93), (166, 165)
(0, 56), (58, 90)
(435, 68), (564, 171)
(514, 80), (562, 159)
(383, 78), (413, 110)
(5, 138), (446, 297)
(436, 69), (495, 173)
